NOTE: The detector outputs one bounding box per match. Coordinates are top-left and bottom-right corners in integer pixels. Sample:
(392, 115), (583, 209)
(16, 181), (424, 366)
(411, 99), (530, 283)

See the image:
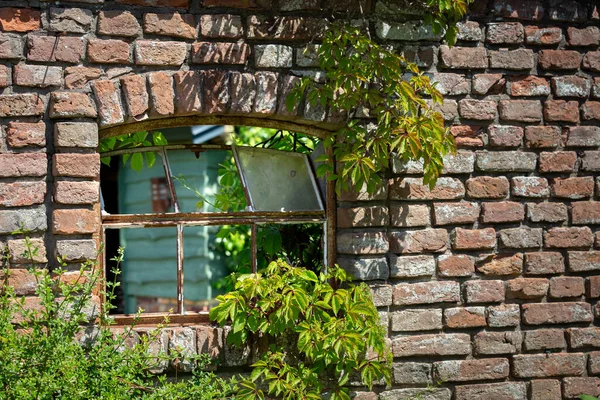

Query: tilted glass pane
(234, 147), (324, 212)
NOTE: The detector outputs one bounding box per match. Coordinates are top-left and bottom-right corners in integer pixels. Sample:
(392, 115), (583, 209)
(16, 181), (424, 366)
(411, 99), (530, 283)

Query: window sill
(110, 312), (211, 327)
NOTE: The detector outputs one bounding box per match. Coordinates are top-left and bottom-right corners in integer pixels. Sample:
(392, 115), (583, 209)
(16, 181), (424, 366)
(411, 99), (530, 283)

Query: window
(100, 126), (329, 323)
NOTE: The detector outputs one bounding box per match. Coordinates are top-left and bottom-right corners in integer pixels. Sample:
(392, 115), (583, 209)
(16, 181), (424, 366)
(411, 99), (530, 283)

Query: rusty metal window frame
(100, 144), (328, 323)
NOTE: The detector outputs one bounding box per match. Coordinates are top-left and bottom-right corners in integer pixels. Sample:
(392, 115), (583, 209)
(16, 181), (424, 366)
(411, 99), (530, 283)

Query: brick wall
(0, 0), (599, 398)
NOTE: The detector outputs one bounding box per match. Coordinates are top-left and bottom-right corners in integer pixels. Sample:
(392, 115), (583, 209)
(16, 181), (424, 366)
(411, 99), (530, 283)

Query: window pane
(116, 227), (178, 314)
(234, 147), (323, 212)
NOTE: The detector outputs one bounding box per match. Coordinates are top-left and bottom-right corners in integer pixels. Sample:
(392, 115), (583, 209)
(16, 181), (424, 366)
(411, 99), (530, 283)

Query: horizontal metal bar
(110, 312), (210, 326)
(101, 144), (231, 158)
(103, 216), (326, 229)
(103, 210), (325, 222)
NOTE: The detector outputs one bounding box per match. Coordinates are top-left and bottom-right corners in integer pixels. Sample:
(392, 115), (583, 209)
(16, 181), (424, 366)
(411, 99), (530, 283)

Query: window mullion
(176, 224), (184, 315)
(160, 147), (180, 213)
(251, 223), (257, 273)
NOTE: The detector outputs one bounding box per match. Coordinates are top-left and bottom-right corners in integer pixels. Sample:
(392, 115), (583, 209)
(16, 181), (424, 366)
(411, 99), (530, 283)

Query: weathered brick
(92, 80), (124, 126)
(429, 99), (458, 121)
(487, 304), (520, 327)
(478, 253), (523, 276)
(64, 66), (101, 90)
(13, 64), (62, 88)
(49, 92), (97, 119)
(389, 255), (434, 278)
(465, 176), (508, 199)
(392, 362), (432, 385)
(539, 49), (581, 70)
(53, 209), (98, 235)
(433, 202), (479, 225)
(552, 76), (591, 98)
(0, 64), (8, 88)
(0, 94), (44, 117)
(569, 251), (600, 272)
(524, 329), (565, 351)
(143, 12), (196, 39)
(499, 227), (543, 249)
(437, 254), (474, 277)
(525, 26), (563, 45)
(524, 125), (561, 148)
(439, 45), (487, 69)
(97, 10), (141, 37)
(27, 36), (84, 63)
(389, 177), (464, 201)
(444, 307), (486, 328)
(173, 71), (202, 114)
(551, 177), (594, 199)
(506, 277), (548, 299)
(0, 207), (46, 234)
(392, 333), (470, 357)
(512, 177), (548, 198)
(572, 202), (600, 224)
(513, 353), (585, 378)
(549, 276), (585, 298)
(527, 202), (568, 223)
(7, 239), (47, 263)
(531, 380), (561, 400)
(487, 22), (523, 44)
(369, 284), (392, 307)
(56, 239), (97, 262)
(567, 126), (600, 147)
(389, 229), (447, 254)
(545, 227), (594, 248)
(88, 39), (130, 64)
(453, 228), (496, 250)
(0, 181), (46, 207)
(203, 70), (229, 114)
(337, 257), (388, 281)
(455, 382), (527, 400)
(472, 73), (505, 95)
(135, 41), (187, 66)
(544, 100), (580, 123)
(253, 72), (277, 115)
(247, 15), (324, 40)
(588, 276), (600, 298)
(570, 328), (600, 349)
(392, 281), (459, 305)
(584, 51), (600, 72)
(456, 21), (482, 41)
(509, 75), (550, 97)
(337, 206), (388, 228)
(564, 377), (600, 399)
(388, 203), (429, 227)
(147, 72), (174, 117)
(54, 181), (99, 205)
(474, 331), (522, 355)
(199, 14), (242, 38)
(590, 352), (600, 375)
(120, 74), (148, 119)
(465, 280), (505, 303)
(441, 151), (475, 174)
(191, 41), (249, 65)
(6, 122), (45, 148)
(254, 44), (292, 68)
(477, 151), (537, 172)
(0, 153), (46, 177)
(0, 34), (24, 59)
(568, 26), (600, 46)
(498, 100), (542, 122)
(458, 99), (497, 120)
(434, 358), (508, 382)
(48, 8), (93, 33)
(432, 73), (470, 96)
(337, 231), (388, 255)
(391, 309), (442, 332)
(525, 252), (565, 275)
(376, 20), (441, 41)
(481, 202), (524, 223)
(53, 154), (100, 179)
(379, 388), (450, 400)
(583, 102), (600, 121)
(522, 302), (592, 325)
(492, 50), (532, 71)
(0, 268), (41, 295)
(450, 125), (484, 147)
(491, 0), (544, 20)
(539, 151), (577, 173)
(0, 8), (40, 32)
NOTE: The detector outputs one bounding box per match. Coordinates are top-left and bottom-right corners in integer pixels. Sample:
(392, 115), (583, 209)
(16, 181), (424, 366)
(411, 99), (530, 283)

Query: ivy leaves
(209, 260), (392, 400)
(99, 131), (167, 172)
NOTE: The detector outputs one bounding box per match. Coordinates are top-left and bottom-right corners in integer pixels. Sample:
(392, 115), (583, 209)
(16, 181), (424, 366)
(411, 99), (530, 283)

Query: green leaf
(131, 152), (143, 172)
(145, 151), (156, 169)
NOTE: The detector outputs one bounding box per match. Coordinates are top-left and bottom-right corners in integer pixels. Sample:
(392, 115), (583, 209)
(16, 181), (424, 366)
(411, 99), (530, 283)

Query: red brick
(6, 121), (45, 148)
(27, 36), (84, 64)
(450, 125), (483, 147)
(590, 352), (600, 375)
(247, 16), (324, 41)
(443, 307), (486, 328)
(0, 8), (40, 32)
(0, 94), (44, 117)
(13, 64), (62, 88)
(53, 209), (98, 235)
(487, 22), (524, 43)
(552, 76), (591, 98)
(474, 331), (522, 355)
(53, 154), (100, 179)
(465, 280), (505, 303)
(253, 71), (278, 115)
(92, 80), (125, 126)
(203, 70), (229, 114)
(481, 201), (524, 223)
(0, 182), (46, 207)
(568, 251), (600, 272)
(489, 48), (534, 70)
(439, 45), (487, 69)
(455, 382), (527, 400)
(544, 100), (580, 123)
(120, 74), (148, 120)
(477, 253), (523, 276)
(392, 281), (459, 305)
(337, 206), (388, 228)
(588, 276), (600, 298)
(525, 252), (565, 275)
(458, 99), (497, 120)
(148, 72), (174, 117)
(453, 228), (496, 250)
(506, 278), (548, 299)
(564, 377), (600, 399)
(465, 176), (509, 199)
(525, 26), (562, 45)
(545, 227), (594, 248)
(49, 92), (97, 119)
(200, 14), (243, 39)
(135, 41), (187, 66)
(538, 151), (577, 173)
(116, 0), (189, 6)
(527, 202), (568, 223)
(567, 126), (600, 147)
(389, 229), (447, 254)
(572, 202), (600, 225)
(538, 49), (581, 70)
(433, 202), (479, 225)
(471, 74), (505, 95)
(522, 302), (592, 325)
(173, 70), (202, 114)
(569, 327), (600, 349)
(143, 12), (196, 39)
(524, 125), (561, 148)
(191, 42), (249, 65)
(584, 51), (600, 72)
(88, 39), (130, 64)
(492, 0), (544, 20)
(488, 125), (523, 147)
(511, 177), (548, 198)
(509, 75), (550, 96)
(392, 333), (470, 357)
(0, 153), (46, 177)
(54, 181), (99, 205)
(64, 66), (101, 90)
(498, 100), (542, 122)
(0, 34), (24, 60)
(523, 329), (565, 351)
(389, 204), (429, 227)
(549, 276), (585, 298)
(390, 309), (441, 332)
(437, 254), (474, 277)
(583, 101), (600, 120)
(0, 64), (8, 87)
(389, 177), (464, 201)
(97, 10), (141, 37)
(434, 358), (508, 382)
(0, 268), (41, 295)
(568, 26), (600, 46)
(551, 177), (594, 199)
